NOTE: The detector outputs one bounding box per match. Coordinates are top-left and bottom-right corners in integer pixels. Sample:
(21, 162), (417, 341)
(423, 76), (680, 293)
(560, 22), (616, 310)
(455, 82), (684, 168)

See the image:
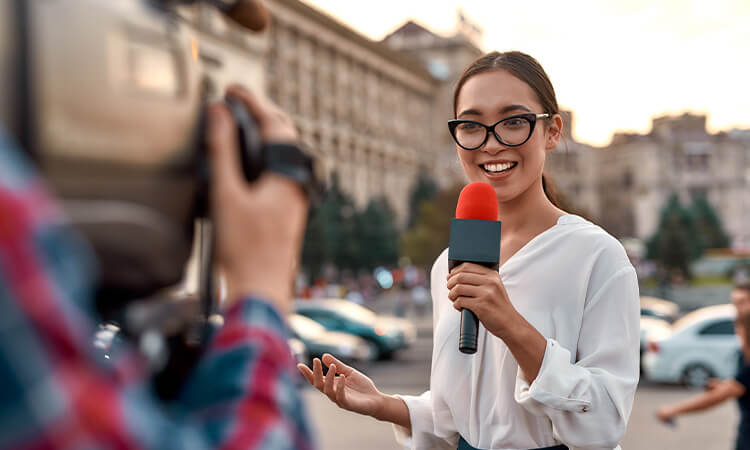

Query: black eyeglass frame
(448, 113), (551, 150)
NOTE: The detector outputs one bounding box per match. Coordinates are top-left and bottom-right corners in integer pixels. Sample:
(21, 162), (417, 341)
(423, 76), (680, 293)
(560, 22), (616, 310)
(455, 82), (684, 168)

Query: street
(300, 317), (738, 450)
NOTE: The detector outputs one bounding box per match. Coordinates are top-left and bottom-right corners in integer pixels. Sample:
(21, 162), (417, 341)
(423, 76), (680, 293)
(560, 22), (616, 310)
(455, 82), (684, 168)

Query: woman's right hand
(297, 354), (384, 417)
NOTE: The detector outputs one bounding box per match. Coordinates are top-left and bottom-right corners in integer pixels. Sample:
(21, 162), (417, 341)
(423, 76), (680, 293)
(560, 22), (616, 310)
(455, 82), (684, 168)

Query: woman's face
(454, 69), (560, 203)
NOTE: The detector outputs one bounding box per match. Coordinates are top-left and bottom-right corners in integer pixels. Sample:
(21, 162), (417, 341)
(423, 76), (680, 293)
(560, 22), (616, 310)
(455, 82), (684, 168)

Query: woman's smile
(479, 160), (519, 180)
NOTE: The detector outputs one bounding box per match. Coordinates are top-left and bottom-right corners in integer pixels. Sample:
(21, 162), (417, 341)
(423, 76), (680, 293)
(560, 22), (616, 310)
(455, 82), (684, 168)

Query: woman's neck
(497, 179), (565, 236)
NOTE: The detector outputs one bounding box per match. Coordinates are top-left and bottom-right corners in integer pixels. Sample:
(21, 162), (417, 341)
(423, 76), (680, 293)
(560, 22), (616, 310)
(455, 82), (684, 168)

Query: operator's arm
(0, 86), (314, 449)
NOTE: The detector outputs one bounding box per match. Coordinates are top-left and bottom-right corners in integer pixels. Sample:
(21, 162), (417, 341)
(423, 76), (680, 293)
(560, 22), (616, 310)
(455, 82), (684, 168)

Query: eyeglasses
(448, 113), (550, 150)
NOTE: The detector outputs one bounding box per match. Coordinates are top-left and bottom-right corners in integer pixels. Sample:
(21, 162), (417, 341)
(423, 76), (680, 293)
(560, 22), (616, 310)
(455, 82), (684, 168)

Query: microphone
(449, 182), (501, 354)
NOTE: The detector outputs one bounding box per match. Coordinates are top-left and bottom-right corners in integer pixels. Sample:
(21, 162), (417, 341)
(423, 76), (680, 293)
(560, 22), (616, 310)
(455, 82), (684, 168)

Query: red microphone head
(455, 182), (498, 220)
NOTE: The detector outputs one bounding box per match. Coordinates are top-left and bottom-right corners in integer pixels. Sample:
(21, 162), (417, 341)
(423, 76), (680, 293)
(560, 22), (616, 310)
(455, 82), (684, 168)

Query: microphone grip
(459, 308), (479, 354)
(449, 259), (499, 355)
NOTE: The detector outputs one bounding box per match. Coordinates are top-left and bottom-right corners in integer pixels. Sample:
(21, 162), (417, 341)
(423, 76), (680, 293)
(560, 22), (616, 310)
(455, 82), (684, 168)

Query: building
(544, 111), (601, 220)
(382, 18), (483, 187)
(189, 1), (750, 248)
(262, 0), (449, 226)
(551, 113), (750, 247)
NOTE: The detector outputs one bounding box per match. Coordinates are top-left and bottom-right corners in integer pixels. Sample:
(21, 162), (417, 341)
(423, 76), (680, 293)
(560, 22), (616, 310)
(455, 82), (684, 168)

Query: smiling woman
(450, 52), (564, 208)
(298, 51), (640, 450)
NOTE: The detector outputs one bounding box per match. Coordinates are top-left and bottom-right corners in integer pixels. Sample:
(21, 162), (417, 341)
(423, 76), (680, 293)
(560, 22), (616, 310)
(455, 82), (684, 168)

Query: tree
(407, 170), (439, 229)
(647, 193), (703, 280)
(301, 172), (359, 279)
(303, 173), (403, 278)
(356, 197), (399, 270)
(400, 184), (462, 267)
(689, 194), (730, 250)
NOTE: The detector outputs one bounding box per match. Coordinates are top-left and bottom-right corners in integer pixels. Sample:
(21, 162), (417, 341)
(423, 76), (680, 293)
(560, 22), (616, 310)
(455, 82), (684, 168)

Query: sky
(303, 0), (750, 147)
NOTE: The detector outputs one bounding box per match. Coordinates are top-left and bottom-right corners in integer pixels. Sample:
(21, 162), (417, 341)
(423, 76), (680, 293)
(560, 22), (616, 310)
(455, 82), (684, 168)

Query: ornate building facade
(547, 112), (750, 247)
(189, 1), (750, 247)
(262, 0), (447, 226)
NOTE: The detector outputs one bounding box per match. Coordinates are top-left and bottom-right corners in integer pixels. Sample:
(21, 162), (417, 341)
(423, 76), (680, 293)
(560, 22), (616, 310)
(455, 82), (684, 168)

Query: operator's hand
(208, 85), (307, 314)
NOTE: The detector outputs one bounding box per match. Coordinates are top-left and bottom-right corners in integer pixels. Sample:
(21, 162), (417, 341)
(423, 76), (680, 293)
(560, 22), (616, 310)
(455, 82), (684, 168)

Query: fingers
(302, 358), (347, 406)
(297, 363), (314, 385)
(448, 283), (482, 302)
(335, 374), (347, 405)
(447, 262), (494, 279)
(322, 353), (354, 376)
(453, 296), (475, 312)
(207, 103), (243, 194)
(226, 85), (272, 124)
(225, 85), (294, 137)
(446, 272), (486, 290)
(312, 357), (325, 391)
(324, 363), (337, 400)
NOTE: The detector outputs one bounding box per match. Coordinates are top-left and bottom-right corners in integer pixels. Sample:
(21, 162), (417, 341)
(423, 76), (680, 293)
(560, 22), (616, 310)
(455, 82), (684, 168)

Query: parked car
(288, 314), (375, 363)
(640, 316), (671, 370)
(640, 296), (680, 323)
(294, 299), (416, 359)
(642, 304), (740, 387)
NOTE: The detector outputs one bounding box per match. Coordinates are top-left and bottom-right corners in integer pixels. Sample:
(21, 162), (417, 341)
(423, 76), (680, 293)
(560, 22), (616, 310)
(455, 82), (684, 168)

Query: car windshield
(332, 302), (378, 324)
(289, 315), (326, 339)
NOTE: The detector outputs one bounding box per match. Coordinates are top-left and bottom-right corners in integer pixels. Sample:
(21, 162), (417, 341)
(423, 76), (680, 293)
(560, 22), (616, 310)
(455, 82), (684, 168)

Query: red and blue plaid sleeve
(0, 130), (316, 449)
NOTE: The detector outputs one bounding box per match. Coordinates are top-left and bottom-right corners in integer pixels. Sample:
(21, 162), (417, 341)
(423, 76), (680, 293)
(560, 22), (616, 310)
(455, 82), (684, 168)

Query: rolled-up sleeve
(392, 391), (456, 450)
(515, 266), (640, 449)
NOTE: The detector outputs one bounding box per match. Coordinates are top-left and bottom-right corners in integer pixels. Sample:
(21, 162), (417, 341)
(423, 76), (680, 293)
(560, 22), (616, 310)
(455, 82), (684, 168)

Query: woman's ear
(545, 114), (563, 151)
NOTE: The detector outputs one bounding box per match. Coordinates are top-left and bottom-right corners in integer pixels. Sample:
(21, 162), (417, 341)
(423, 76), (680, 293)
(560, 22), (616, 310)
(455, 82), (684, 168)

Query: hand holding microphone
(446, 182), (518, 353)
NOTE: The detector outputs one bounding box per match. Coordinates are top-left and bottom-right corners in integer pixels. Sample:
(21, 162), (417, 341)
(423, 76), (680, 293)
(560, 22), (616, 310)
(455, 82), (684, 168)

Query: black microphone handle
(459, 308), (479, 354)
(449, 259), (499, 355)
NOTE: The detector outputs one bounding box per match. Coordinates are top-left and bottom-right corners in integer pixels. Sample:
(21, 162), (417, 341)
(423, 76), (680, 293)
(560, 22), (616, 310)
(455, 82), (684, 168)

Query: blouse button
(582, 405), (589, 412)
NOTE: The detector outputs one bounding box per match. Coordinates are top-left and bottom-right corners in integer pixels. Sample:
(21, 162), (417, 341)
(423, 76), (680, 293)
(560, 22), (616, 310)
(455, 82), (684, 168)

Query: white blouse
(393, 215), (640, 450)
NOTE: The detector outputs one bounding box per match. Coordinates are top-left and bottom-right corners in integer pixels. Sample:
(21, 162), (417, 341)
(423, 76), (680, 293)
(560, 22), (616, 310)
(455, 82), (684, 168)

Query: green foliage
(400, 184), (463, 267)
(689, 194), (730, 250)
(408, 171), (439, 229)
(356, 197), (399, 270)
(301, 173), (399, 278)
(646, 193), (703, 279)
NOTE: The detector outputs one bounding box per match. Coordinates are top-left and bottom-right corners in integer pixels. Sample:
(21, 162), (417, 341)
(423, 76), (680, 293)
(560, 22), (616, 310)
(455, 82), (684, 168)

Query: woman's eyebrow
(457, 108), (482, 118)
(499, 104), (531, 114)
(457, 104), (531, 118)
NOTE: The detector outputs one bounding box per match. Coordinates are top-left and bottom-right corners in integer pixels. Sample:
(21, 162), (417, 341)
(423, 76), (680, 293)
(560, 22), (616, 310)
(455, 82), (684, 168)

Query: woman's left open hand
(446, 262), (520, 339)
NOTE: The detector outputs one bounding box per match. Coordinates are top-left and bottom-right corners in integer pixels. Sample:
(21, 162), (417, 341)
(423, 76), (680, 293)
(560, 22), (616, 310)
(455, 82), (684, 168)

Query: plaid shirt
(0, 130), (315, 449)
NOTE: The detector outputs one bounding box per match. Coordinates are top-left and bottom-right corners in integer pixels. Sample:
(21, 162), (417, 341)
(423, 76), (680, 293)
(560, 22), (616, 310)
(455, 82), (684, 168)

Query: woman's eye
(458, 123), (481, 131)
(503, 119), (524, 127)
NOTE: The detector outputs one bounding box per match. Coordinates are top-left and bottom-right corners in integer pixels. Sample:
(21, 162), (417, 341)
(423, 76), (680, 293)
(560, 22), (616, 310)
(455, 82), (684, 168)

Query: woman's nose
(481, 132), (507, 155)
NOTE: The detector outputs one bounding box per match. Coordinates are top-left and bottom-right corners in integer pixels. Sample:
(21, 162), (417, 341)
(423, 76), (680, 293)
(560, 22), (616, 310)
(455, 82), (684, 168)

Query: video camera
(0, 0), (318, 396)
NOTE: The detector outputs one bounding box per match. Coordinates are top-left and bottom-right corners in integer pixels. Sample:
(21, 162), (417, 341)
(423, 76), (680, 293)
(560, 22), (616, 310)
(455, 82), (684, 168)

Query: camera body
(0, 0), (265, 305)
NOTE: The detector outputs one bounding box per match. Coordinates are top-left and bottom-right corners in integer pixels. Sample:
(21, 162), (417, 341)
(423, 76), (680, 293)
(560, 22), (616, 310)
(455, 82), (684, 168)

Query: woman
(657, 282), (750, 450)
(298, 51), (640, 450)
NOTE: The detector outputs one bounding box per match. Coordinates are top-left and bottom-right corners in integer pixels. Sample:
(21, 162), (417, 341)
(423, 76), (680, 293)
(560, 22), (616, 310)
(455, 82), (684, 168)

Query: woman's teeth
(482, 162), (517, 173)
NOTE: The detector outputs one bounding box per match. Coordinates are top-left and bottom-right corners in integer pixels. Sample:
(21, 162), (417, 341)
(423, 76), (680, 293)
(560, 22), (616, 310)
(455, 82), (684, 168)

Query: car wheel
(366, 340), (382, 360)
(681, 364), (714, 388)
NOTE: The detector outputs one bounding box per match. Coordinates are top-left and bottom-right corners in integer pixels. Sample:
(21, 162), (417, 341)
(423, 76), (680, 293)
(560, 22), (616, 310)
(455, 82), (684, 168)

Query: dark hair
(452, 51), (562, 207)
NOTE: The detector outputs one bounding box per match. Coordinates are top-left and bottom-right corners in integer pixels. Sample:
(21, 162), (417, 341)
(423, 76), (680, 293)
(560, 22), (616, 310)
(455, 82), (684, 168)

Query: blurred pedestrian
(411, 284), (429, 316)
(657, 282), (750, 449)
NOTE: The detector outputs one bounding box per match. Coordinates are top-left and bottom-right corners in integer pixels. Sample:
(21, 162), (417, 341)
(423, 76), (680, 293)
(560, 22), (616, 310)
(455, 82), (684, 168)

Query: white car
(640, 296), (680, 323)
(640, 316), (671, 360)
(642, 304), (740, 387)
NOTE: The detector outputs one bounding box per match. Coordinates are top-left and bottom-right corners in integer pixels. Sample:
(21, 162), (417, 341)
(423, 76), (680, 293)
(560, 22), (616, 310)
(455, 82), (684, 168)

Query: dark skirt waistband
(457, 435), (568, 450)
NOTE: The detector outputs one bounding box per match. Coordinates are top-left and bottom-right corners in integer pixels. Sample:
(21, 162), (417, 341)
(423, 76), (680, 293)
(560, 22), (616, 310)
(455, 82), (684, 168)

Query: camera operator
(0, 85), (315, 449)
